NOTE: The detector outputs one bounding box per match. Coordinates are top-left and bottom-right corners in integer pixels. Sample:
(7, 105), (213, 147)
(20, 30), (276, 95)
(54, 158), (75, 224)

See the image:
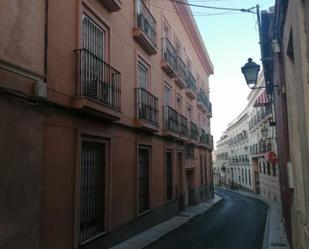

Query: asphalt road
(146, 189), (268, 249)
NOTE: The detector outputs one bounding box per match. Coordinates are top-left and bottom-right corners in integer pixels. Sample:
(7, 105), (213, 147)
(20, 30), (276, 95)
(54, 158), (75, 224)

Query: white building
(215, 74), (280, 200)
(226, 110), (253, 191)
(213, 132), (229, 187)
(247, 75), (280, 201)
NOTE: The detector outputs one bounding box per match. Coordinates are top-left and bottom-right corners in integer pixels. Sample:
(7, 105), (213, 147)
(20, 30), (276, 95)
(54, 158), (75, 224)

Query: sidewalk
(110, 194), (223, 249)
(221, 187), (290, 249)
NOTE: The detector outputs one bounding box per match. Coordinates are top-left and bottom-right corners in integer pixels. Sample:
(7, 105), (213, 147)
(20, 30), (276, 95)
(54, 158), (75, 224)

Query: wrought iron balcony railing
(135, 0), (157, 47)
(162, 37), (177, 75)
(199, 129), (207, 145)
(75, 48), (121, 110)
(164, 106), (179, 133)
(177, 56), (186, 83)
(179, 114), (188, 137)
(190, 122), (199, 141)
(136, 88), (159, 126)
(186, 71), (197, 92)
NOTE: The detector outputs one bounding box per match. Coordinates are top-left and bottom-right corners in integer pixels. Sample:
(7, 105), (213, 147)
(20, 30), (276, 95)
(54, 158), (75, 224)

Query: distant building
(247, 75), (280, 202)
(213, 132), (229, 187)
(214, 74), (280, 199)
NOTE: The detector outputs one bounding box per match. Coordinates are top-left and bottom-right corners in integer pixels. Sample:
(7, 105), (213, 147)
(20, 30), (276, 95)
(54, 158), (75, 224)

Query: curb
(110, 195), (224, 249)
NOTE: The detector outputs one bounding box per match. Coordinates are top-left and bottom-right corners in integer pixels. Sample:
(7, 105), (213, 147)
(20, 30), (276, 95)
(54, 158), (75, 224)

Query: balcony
(164, 105), (179, 138)
(250, 140), (272, 157)
(99, 0), (122, 12)
(207, 101), (212, 117)
(199, 129), (208, 148)
(174, 56), (186, 89)
(135, 88), (159, 132)
(72, 49), (121, 120)
(179, 114), (189, 141)
(189, 122), (199, 142)
(133, 0), (157, 55)
(197, 90), (208, 113)
(185, 71), (197, 99)
(198, 131), (213, 150)
(208, 134), (214, 150)
(161, 38), (177, 77)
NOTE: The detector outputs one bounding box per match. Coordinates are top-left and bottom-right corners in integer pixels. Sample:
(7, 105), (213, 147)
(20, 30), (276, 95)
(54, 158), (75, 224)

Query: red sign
(265, 151), (277, 165)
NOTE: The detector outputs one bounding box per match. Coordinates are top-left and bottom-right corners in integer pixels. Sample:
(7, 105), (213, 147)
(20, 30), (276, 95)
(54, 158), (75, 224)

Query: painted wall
(0, 98), (43, 249)
(281, 1), (309, 248)
(46, 0), (212, 130)
(0, 0), (45, 77)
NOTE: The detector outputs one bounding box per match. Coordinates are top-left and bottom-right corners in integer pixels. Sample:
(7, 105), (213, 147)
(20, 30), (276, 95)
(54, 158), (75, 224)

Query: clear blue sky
(189, 0), (275, 146)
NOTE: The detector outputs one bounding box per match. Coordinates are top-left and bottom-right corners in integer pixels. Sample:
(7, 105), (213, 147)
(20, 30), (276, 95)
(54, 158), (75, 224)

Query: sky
(189, 0), (275, 147)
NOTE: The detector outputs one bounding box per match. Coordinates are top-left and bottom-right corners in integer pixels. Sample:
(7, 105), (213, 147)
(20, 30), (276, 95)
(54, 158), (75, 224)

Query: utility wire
(150, 2), (238, 16)
(165, 0), (256, 13)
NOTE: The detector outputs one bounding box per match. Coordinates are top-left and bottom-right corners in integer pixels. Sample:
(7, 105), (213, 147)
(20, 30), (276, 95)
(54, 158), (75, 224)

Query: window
(164, 85), (172, 106)
(138, 62), (149, 89)
(80, 140), (106, 243)
(200, 156), (203, 184)
(287, 30), (294, 62)
(175, 38), (181, 57)
(176, 94), (182, 112)
(82, 15), (105, 59)
(138, 147), (150, 214)
(204, 155), (208, 183)
(165, 151), (173, 201)
(248, 170), (251, 186)
(187, 105), (192, 122)
(245, 169), (248, 184)
(162, 17), (171, 39)
(186, 56), (192, 71)
(185, 144), (194, 159)
(81, 15), (115, 104)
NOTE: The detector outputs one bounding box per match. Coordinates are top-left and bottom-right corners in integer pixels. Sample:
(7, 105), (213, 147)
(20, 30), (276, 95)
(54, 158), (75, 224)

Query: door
(177, 152), (184, 210)
(138, 147), (150, 214)
(255, 172), (260, 194)
(80, 141), (106, 244)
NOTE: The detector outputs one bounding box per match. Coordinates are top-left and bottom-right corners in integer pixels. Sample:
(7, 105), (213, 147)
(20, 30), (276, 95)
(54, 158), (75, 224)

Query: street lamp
(241, 58), (261, 89)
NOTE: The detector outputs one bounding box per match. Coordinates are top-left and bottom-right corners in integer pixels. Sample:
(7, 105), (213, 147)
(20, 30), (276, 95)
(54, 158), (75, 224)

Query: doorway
(177, 152), (184, 210)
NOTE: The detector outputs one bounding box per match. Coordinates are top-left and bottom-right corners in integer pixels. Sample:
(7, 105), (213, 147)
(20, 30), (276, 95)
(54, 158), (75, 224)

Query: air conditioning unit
(33, 80), (47, 99)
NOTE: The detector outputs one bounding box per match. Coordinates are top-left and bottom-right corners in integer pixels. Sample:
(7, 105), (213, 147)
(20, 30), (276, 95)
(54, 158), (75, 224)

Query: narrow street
(146, 189), (268, 249)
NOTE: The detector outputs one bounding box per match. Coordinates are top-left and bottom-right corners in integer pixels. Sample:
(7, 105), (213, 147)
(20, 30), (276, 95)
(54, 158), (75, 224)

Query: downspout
(44, 0), (48, 82)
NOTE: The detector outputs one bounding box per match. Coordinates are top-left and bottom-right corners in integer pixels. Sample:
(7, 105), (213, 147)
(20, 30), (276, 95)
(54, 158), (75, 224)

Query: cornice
(173, 1), (214, 75)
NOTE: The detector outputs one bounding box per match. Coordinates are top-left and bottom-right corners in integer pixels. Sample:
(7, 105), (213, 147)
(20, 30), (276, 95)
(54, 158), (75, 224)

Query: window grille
(80, 141), (105, 244)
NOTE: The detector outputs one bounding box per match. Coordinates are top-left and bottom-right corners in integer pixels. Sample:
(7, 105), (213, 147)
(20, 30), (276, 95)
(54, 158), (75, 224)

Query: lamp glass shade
(241, 58), (260, 88)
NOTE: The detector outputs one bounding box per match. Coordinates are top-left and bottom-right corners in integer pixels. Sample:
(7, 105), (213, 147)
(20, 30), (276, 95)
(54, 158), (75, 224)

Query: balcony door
(138, 62), (148, 90)
(81, 15), (113, 104)
(138, 147), (150, 214)
(82, 15), (105, 60)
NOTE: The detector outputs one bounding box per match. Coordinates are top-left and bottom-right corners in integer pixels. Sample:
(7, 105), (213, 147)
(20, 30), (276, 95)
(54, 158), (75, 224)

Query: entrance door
(255, 172), (260, 194)
(177, 152), (184, 210)
(184, 169), (195, 205)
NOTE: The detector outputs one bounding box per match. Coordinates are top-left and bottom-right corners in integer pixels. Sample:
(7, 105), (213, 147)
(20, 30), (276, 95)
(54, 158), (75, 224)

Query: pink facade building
(0, 1), (214, 248)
